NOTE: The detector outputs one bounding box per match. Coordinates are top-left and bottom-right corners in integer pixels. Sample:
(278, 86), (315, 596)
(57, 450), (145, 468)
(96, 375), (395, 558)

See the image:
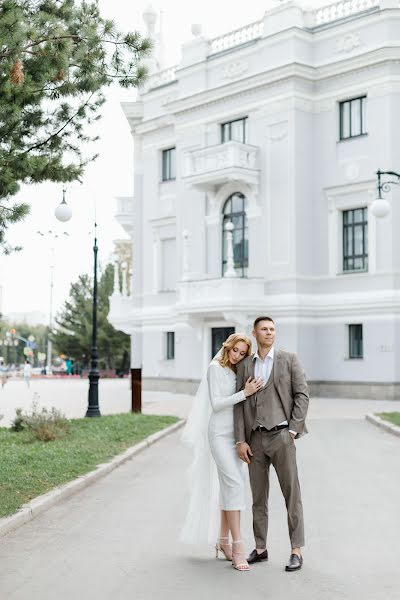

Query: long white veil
(179, 352), (221, 544)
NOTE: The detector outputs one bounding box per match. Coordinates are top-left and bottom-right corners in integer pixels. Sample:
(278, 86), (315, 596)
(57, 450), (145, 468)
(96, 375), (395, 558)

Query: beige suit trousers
(249, 427), (305, 549)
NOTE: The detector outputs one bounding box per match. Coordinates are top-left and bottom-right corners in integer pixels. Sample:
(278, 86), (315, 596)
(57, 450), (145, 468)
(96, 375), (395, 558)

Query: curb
(365, 413), (400, 438)
(0, 418), (185, 539)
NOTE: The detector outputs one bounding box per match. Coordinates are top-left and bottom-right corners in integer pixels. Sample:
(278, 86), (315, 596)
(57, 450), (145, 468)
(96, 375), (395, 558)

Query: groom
(234, 316), (309, 572)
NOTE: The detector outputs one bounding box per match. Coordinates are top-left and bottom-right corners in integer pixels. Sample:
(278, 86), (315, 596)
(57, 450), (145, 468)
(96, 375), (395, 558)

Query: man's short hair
(253, 316), (275, 329)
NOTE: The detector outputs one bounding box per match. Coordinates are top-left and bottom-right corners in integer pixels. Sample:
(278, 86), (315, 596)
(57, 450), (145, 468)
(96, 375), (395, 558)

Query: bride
(180, 333), (264, 571)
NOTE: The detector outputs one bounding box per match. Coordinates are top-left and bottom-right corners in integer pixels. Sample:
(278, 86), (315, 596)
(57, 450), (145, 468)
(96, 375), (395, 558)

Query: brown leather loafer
(285, 553), (303, 571)
(247, 548), (268, 564)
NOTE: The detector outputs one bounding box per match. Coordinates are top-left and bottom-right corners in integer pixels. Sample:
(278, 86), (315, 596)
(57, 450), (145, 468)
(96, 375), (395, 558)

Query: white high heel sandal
(215, 536), (232, 561)
(232, 540), (250, 571)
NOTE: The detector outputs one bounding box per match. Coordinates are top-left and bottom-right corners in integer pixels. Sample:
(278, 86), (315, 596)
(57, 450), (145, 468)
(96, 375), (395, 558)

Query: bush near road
(0, 412), (178, 518)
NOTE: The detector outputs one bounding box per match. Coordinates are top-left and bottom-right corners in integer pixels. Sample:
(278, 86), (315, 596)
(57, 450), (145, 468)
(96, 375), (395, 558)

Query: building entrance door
(211, 327), (235, 359)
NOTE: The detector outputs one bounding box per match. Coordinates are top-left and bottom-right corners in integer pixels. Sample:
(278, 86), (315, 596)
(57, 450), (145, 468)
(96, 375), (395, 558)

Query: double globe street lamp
(54, 189), (101, 418)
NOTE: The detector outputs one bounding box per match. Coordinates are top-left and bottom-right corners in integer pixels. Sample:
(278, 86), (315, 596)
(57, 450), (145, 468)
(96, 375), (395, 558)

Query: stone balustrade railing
(116, 197), (133, 215)
(209, 19), (264, 55)
(146, 0), (385, 91)
(147, 66), (177, 89)
(312, 0), (380, 26)
(184, 141), (259, 178)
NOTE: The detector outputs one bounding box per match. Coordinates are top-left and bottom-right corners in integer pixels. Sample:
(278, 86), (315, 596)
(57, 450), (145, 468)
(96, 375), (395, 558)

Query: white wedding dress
(207, 362), (247, 510)
(180, 358), (247, 544)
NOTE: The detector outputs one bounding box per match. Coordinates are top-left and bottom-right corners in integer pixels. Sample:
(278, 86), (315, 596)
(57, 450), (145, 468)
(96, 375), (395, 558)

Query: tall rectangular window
(162, 147), (176, 181)
(221, 117), (247, 144)
(349, 324), (363, 359)
(166, 332), (175, 360)
(343, 208), (368, 272)
(339, 97), (366, 140)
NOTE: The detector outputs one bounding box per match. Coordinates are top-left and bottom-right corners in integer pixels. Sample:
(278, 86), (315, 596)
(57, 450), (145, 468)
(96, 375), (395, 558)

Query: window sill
(345, 357), (364, 361)
(160, 178), (176, 184)
(337, 269), (368, 276)
(337, 133), (368, 143)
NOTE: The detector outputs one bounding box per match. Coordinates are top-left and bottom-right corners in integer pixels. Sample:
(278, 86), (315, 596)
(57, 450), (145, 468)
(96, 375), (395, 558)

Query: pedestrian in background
(0, 358), (9, 389)
(23, 359), (32, 388)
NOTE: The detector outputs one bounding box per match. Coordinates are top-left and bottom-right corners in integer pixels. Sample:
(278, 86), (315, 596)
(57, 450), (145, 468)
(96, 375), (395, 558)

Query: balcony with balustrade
(176, 277), (265, 321)
(183, 141), (260, 190)
(115, 197), (134, 237)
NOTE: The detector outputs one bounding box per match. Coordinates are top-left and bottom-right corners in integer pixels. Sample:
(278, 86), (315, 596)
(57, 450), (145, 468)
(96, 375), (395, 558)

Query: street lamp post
(53, 187), (101, 417)
(371, 169), (400, 218)
(86, 222), (101, 417)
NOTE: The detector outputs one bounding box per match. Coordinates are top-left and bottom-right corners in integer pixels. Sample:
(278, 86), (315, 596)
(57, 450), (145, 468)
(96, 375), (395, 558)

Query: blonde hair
(218, 333), (252, 371)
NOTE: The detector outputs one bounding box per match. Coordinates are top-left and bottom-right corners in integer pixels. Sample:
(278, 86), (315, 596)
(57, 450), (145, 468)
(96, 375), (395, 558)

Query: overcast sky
(0, 0), (324, 323)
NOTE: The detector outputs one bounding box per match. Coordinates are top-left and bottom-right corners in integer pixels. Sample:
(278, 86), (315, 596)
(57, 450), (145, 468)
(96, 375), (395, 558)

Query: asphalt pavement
(0, 390), (399, 599)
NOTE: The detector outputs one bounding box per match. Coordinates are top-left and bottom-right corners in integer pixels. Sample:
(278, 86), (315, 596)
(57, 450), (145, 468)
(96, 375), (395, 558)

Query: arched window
(222, 193), (248, 277)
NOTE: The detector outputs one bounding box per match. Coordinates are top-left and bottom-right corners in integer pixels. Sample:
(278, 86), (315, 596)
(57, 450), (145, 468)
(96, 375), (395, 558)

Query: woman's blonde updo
(218, 333), (253, 371)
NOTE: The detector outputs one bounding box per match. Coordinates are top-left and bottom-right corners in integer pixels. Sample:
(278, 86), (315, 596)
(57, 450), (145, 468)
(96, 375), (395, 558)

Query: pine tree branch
(17, 92), (96, 156)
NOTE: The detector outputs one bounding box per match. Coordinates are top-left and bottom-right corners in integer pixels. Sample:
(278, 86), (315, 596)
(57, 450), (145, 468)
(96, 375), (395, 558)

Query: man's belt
(257, 424), (288, 432)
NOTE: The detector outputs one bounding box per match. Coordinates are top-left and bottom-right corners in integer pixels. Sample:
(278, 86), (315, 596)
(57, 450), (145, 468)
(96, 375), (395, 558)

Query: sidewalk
(0, 395), (399, 599)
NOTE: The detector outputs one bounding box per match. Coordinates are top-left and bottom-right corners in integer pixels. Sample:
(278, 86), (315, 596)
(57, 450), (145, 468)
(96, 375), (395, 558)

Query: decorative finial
(143, 4), (158, 37)
(191, 24), (202, 38)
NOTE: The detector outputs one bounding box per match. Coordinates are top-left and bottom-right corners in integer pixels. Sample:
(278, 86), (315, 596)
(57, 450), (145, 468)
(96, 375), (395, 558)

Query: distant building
(109, 0), (400, 399)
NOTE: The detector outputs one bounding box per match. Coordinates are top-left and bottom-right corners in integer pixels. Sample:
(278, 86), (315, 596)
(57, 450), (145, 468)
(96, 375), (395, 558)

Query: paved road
(0, 396), (399, 599)
(0, 378), (192, 426)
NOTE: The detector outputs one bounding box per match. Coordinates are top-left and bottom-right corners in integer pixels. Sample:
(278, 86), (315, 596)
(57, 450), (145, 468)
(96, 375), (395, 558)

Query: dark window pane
(166, 332), (175, 360)
(221, 123), (229, 143)
(221, 118), (247, 144)
(211, 327), (235, 359)
(339, 97), (366, 140)
(231, 193), (244, 213)
(361, 97), (366, 133)
(222, 193), (248, 277)
(349, 324), (363, 359)
(162, 147), (176, 181)
(223, 198), (231, 214)
(351, 99), (361, 136)
(341, 102), (350, 139)
(343, 208), (368, 272)
(353, 208), (363, 223)
(354, 225), (364, 255)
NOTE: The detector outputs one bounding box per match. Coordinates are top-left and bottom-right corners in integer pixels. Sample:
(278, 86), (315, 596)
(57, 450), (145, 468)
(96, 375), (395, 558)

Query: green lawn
(376, 412), (400, 427)
(0, 412), (179, 518)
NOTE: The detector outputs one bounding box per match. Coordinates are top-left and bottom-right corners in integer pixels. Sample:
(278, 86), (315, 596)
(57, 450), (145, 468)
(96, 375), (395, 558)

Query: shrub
(10, 399), (70, 442)
(10, 408), (25, 432)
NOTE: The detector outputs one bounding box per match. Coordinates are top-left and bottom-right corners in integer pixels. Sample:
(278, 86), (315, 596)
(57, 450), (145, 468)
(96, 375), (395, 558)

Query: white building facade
(109, 0), (400, 399)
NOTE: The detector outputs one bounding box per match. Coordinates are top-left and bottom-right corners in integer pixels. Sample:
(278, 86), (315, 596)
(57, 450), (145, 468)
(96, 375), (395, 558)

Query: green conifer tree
(0, 0), (151, 251)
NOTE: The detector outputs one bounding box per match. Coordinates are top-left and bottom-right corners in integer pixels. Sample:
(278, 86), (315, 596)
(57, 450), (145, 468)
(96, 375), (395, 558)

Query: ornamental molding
(222, 60), (249, 80)
(207, 180), (259, 221)
(266, 121), (288, 142)
(135, 56), (400, 136)
(163, 47), (400, 119)
(324, 179), (376, 212)
(110, 282), (400, 332)
(336, 32), (361, 53)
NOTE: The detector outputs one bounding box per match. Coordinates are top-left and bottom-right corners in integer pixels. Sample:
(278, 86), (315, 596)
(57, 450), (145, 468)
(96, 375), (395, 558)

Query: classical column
(113, 257), (121, 296)
(121, 261), (128, 297)
(224, 221), (236, 278)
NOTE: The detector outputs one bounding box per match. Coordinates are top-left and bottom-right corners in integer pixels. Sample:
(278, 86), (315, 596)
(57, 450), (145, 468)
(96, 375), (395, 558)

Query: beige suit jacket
(233, 348), (309, 443)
